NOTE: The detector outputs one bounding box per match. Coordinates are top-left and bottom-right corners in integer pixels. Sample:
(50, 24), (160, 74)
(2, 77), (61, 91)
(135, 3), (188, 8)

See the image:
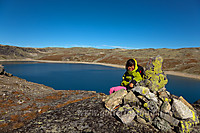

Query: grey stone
(137, 95), (148, 103)
(160, 112), (179, 127)
(172, 99), (193, 119)
(177, 120), (196, 133)
(143, 100), (159, 114)
(4, 72), (13, 77)
(136, 116), (147, 124)
(104, 89), (127, 111)
(157, 87), (167, 92)
(0, 65), (4, 74)
(123, 91), (139, 106)
(147, 92), (158, 102)
(133, 107), (151, 122)
(158, 91), (170, 102)
(161, 101), (171, 113)
(153, 117), (172, 132)
(116, 104), (136, 124)
(132, 86), (150, 95)
(132, 86), (158, 102)
(178, 96), (195, 111)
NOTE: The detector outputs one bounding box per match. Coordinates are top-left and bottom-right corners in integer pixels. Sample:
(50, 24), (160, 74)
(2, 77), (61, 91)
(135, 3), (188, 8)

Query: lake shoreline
(1, 59), (200, 80)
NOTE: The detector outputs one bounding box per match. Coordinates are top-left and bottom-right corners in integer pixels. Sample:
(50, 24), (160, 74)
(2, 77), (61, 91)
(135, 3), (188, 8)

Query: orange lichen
(35, 98), (47, 103)
(12, 122), (24, 129)
(22, 112), (37, 121)
(55, 95), (96, 108)
(45, 95), (62, 100)
(0, 123), (8, 128)
(7, 100), (14, 104)
(38, 105), (51, 114)
(10, 114), (20, 121)
(75, 92), (80, 95)
(12, 91), (25, 95)
(57, 91), (63, 96)
(26, 97), (31, 101)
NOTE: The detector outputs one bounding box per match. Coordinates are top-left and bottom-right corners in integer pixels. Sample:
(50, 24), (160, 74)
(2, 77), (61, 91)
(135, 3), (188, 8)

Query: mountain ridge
(0, 44), (200, 75)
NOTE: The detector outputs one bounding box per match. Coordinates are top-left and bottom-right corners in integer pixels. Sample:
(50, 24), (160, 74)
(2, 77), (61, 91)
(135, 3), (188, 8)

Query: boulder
(178, 96), (195, 111)
(0, 65), (12, 77)
(132, 86), (158, 102)
(172, 99), (193, 119)
(115, 104), (136, 124)
(143, 100), (159, 114)
(4, 71), (13, 77)
(190, 109), (199, 125)
(123, 91), (139, 106)
(160, 112), (179, 127)
(135, 116), (147, 124)
(161, 101), (171, 113)
(153, 117), (172, 132)
(158, 91), (170, 102)
(0, 65), (4, 74)
(133, 107), (151, 122)
(137, 95), (148, 103)
(104, 89), (127, 111)
(177, 120), (195, 133)
(132, 86), (150, 95)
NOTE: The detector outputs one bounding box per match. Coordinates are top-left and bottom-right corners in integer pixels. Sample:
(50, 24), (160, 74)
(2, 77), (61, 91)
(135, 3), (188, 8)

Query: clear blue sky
(0, 0), (200, 49)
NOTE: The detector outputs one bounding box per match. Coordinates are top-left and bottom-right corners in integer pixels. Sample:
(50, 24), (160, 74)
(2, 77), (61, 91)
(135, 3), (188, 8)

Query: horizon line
(0, 43), (199, 50)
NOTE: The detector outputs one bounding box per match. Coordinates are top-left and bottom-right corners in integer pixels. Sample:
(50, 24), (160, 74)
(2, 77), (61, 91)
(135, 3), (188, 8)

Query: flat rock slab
(14, 97), (158, 133)
(0, 74), (97, 132)
(172, 99), (193, 119)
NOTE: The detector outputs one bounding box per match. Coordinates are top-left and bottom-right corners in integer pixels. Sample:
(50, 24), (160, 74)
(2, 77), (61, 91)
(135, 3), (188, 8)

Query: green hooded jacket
(121, 59), (144, 90)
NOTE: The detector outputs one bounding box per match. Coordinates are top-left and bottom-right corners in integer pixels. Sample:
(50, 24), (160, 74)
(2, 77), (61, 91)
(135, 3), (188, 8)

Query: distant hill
(0, 44), (200, 75)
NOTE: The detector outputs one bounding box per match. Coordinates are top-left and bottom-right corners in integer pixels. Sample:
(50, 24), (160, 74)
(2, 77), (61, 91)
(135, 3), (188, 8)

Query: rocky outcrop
(0, 64), (12, 76)
(104, 56), (200, 133)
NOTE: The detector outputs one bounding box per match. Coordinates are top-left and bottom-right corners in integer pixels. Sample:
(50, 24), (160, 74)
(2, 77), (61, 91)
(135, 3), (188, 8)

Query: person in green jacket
(121, 58), (144, 90)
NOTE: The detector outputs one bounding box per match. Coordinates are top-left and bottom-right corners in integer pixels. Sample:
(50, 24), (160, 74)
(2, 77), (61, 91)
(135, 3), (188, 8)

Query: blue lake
(2, 61), (200, 103)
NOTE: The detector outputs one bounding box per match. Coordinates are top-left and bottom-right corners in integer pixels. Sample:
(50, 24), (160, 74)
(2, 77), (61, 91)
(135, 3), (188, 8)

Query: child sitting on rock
(120, 58), (144, 90)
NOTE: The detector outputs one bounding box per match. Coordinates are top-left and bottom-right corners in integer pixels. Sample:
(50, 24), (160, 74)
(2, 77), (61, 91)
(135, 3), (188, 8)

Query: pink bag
(109, 86), (127, 95)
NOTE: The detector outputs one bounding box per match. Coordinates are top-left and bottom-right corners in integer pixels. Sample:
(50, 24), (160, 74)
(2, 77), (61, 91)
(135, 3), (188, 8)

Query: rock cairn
(103, 55), (199, 133)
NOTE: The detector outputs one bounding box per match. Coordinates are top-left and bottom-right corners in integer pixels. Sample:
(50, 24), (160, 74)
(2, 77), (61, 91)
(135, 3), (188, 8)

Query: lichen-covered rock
(143, 100), (159, 114)
(123, 91), (139, 106)
(135, 116), (147, 124)
(132, 86), (150, 95)
(158, 91), (171, 102)
(172, 99), (193, 119)
(178, 96), (195, 111)
(104, 89), (127, 111)
(160, 112), (179, 127)
(133, 107), (151, 122)
(153, 117), (172, 132)
(132, 86), (158, 102)
(144, 55), (168, 92)
(177, 120), (196, 133)
(116, 104), (136, 124)
(161, 101), (171, 113)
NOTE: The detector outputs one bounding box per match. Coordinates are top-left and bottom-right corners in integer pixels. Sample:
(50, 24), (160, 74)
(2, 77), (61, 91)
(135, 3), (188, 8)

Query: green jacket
(121, 59), (144, 90)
